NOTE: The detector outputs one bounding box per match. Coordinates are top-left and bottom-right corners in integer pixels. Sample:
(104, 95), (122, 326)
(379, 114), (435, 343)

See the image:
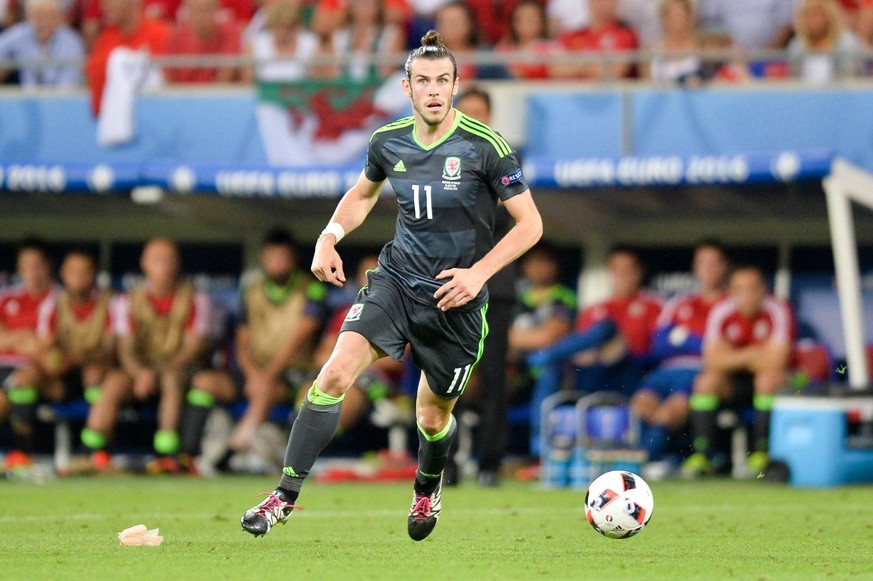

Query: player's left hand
(434, 268), (486, 311)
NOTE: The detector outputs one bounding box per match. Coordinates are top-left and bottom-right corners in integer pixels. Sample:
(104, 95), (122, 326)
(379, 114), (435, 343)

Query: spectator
(80, 0), (251, 48)
(0, 238), (58, 473)
(631, 240), (729, 466)
(697, 0), (795, 50)
(81, 238), (212, 474)
(546, 0), (589, 38)
(496, 0), (554, 80)
(325, 0), (405, 80)
(434, 1), (507, 79)
(696, 27), (751, 83)
(527, 245), (661, 456)
(404, 0), (451, 49)
(858, 0), (873, 47)
(164, 0), (243, 84)
(0, 0), (85, 88)
(465, 0), (523, 46)
(508, 242), (576, 458)
(38, 250), (117, 472)
(550, 0), (638, 80)
(85, 0), (169, 115)
(682, 264), (794, 477)
(244, 0), (320, 83)
(616, 0), (667, 48)
(183, 228), (326, 469)
(547, 0), (661, 45)
(788, 0), (860, 83)
(644, 0), (701, 85)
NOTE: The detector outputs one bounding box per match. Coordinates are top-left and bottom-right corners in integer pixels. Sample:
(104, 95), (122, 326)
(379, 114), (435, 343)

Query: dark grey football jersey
(364, 110), (529, 310)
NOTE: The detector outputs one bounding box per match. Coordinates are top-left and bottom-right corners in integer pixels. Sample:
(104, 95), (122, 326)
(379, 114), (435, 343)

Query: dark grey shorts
(340, 269), (489, 399)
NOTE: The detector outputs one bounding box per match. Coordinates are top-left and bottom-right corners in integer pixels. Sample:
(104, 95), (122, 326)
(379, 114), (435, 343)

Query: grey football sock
(415, 415), (457, 494)
(277, 384), (343, 494)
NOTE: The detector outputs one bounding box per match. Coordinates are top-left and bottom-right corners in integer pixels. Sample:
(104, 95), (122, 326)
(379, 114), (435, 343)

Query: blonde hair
(794, 0), (843, 48)
(265, 0), (301, 30)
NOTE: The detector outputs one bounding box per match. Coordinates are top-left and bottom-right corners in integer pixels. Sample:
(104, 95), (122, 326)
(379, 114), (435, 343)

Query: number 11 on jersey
(412, 184), (433, 220)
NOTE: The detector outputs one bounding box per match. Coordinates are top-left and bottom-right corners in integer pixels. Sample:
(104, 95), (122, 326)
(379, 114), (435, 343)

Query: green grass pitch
(2, 476), (872, 580)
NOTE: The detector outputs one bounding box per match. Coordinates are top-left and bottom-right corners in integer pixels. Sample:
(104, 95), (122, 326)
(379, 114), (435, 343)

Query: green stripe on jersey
(370, 116), (414, 141)
(459, 119), (511, 158)
(459, 114), (513, 155)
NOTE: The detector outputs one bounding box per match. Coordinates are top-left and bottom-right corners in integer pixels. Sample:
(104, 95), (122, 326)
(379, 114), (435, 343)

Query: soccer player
(80, 238), (211, 473)
(526, 245), (661, 456)
(0, 238), (58, 471)
(37, 250), (116, 470)
(682, 264), (793, 477)
(182, 228), (327, 466)
(631, 240), (729, 463)
(241, 30), (542, 541)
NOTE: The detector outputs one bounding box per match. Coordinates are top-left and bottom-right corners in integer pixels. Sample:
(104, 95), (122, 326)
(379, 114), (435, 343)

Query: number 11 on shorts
(446, 364), (472, 394)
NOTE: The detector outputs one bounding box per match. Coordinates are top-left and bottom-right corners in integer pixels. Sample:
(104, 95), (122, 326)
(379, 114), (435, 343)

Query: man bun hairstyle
(404, 29), (458, 81)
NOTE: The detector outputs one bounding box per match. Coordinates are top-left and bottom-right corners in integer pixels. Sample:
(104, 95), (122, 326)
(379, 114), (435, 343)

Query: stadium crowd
(0, 230), (833, 482)
(0, 0), (873, 99)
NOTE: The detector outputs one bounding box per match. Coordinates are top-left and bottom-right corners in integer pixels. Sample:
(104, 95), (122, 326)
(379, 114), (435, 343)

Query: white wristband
(320, 222), (345, 243)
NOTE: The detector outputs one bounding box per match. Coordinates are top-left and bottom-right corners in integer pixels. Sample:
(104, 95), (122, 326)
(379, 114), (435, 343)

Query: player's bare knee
(416, 407), (451, 435)
(317, 362), (355, 397)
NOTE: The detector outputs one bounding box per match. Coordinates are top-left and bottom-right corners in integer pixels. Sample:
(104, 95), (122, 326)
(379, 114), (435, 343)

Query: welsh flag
(255, 72), (408, 167)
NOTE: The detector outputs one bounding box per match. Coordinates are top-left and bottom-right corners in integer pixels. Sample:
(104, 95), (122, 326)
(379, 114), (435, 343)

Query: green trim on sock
(81, 427), (107, 450)
(417, 415), (455, 443)
(690, 394), (720, 412)
(418, 470), (441, 479)
(154, 430), (180, 455)
(8, 387), (37, 405)
(283, 466), (299, 477)
(186, 388), (215, 408)
(754, 394), (776, 411)
(307, 383), (345, 406)
(84, 386), (102, 404)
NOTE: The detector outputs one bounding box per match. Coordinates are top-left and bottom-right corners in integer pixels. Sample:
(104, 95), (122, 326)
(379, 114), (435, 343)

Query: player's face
(456, 94), (490, 125)
(17, 249), (51, 294)
(61, 254), (96, 297)
(260, 244), (295, 284)
(693, 246), (728, 293)
(608, 253), (643, 298)
(403, 58), (458, 128)
(730, 269), (767, 317)
(141, 240), (180, 289)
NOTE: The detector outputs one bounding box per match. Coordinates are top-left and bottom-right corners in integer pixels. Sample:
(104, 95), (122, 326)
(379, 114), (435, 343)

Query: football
(585, 471), (654, 539)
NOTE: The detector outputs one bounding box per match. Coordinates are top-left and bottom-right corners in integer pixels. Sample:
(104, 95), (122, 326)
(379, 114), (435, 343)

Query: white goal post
(822, 158), (872, 389)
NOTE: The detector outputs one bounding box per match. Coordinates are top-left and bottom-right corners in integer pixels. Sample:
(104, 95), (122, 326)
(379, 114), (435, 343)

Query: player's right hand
(312, 237), (346, 287)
